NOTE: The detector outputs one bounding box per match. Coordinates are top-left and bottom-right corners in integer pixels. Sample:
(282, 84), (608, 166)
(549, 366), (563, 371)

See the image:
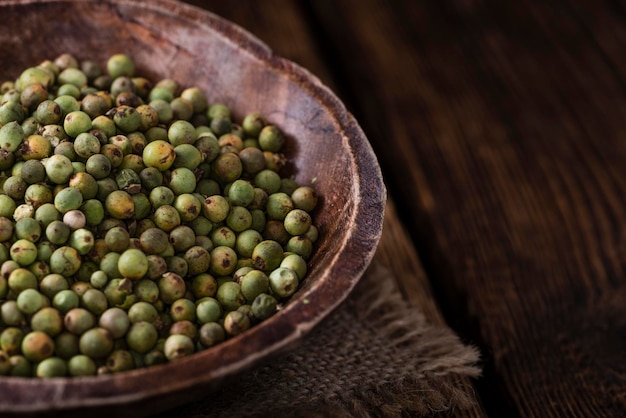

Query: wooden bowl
(0, 0), (386, 416)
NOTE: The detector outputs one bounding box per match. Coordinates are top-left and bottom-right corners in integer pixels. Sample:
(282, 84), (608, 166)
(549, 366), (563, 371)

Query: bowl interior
(0, 0), (385, 415)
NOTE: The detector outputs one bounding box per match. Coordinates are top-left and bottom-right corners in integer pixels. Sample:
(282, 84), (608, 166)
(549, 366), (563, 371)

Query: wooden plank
(306, 0), (626, 416)
(375, 199), (487, 418)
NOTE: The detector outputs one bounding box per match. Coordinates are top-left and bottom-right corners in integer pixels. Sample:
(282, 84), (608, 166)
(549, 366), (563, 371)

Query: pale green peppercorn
(126, 321), (158, 354)
(37, 356), (67, 377)
(79, 327), (114, 359)
(0, 327), (24, 356)
(68, 354), (97, 376)
(0, 53), (319, 377)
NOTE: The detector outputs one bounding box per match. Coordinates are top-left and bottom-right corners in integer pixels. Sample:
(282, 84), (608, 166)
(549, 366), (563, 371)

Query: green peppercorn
(106, 349), (135, 373)
(112, 105), (141, 133)
(251, 293), (278, 320)
(45, 154), (74, 184)
(154, 78), (179, 96)
(104, 226), (130, 253)
(168, 167), (197, 195)
(252, 240), (283, 272)
(10, 239), (38, 266)
(202, 195), (230, 223)
(163, 334), (195, 361)
(21, 331), (55, 362)
(269, 267), (300, 299)
(0, 327), (24, 356)
(107, 54), (135, 78)
(20, 134), (53, 160)
(69, 228), (95, 255)
(50, 246), (81, 276)
(1, 300), (26, 326)
(31, 306), (64, 337)
(216, 281), (245, 312)
(254, 169), (281, 194)
(258, 125), (285, 152)
(280, 254), (308, 280)
(285, 235), (314, 260)
(68, 354), (97, 376)
(210, 246), (238, 276)
(110, 76), (134, 98)
(79, 327), (114, 359)
(139, 228), (169, 255)
(165, 255), (187, 278)
(133, 280), (160, 304)
(187, 215), (213, 239)
(196, 297), (222, 324)
(240, 269), (271, 303)
(137, 104), (159, 131)
(153, 205), (181, 232)
(52, 290), (80, 314)
(36, 356), (67, 378)
(86, 153), (113, 179)
(242, 112), (266, 138)
(34, 100), (62, 125)
(63, 110), (92, 138)
(9, 355), (32, 377)
(169, 298), (196, 323)
(118, 248), (149, 280)
(191, 273), (217, 299)
(226, 206), (253, 233)
(167, 120), (196, 147)
(126, 321), (158, 354)
(173, 193), (202, 222)
(64, 308), (95, 335)
(0, 196), (17, 218)
(0, 53), (320, 377)
(14, 217), (42, 242)
(158, 272), (186, 304)
(180, 87), (208, 113)
(149, 99), (173, 123)
(81, 288), (108, 315)
(198, 322), (225, 348)
(105, 191), (134, 220)
(184, 246), (211, 276)
(239, 147), (266, 175)
(223, 310), (251, 336)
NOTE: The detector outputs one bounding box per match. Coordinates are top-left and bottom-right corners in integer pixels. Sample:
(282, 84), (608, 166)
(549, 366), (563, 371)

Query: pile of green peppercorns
(0, 53), (319, 377)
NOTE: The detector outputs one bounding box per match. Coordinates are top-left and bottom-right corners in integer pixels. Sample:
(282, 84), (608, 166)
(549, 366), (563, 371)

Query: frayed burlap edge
(167, 263), (481, 417)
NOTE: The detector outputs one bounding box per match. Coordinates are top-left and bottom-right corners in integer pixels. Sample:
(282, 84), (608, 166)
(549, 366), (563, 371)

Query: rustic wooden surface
(188, 0), (626, 416)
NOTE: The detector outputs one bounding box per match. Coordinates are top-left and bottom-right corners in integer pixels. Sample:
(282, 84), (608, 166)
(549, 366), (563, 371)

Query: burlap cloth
(159, 263), (481, 417)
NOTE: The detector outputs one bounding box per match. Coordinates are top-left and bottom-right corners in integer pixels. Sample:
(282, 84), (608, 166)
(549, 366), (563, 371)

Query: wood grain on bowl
(0, 0), (385, 416)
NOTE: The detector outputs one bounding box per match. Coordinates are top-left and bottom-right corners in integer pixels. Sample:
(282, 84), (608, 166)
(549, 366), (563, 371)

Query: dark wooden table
(184, 1), (626, 416)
